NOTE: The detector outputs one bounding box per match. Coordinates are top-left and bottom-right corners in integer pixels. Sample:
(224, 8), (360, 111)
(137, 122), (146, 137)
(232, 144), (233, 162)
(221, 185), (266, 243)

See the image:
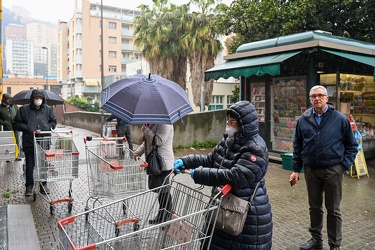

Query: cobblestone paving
(0, 126), (374, 249)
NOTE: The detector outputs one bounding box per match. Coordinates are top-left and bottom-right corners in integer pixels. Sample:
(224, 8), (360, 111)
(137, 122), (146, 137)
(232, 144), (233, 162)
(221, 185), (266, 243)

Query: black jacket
(12, 89), (57, 152)
(0, 102), (19, 131)
(180, 101), (272, 250)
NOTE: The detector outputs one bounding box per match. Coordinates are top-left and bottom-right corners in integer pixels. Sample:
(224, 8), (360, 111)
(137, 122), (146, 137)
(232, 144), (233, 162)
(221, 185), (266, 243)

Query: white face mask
(225, 125), (238, 138)
(34, 99), (43, 106)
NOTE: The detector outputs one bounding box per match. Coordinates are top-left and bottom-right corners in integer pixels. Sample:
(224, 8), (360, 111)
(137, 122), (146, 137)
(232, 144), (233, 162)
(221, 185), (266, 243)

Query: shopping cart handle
(140, 162), (148, 168)
(84, 136), (93, 142)
(221, 184), (232, 196)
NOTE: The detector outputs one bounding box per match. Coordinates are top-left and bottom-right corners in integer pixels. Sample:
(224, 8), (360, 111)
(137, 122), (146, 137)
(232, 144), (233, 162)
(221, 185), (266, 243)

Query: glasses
(310, 94), (326, 99)
(226, 118), (237, 124)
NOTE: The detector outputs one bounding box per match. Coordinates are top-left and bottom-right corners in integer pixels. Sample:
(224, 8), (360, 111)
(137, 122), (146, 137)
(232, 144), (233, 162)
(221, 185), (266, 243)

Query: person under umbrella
(13, 89), (57, 196)
(133, 124), (174, 224)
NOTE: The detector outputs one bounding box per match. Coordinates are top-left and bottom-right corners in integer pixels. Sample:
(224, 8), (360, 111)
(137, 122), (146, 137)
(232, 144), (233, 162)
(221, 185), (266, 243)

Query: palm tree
(134, 0), (189, 89)
(182, 0), (222, 110)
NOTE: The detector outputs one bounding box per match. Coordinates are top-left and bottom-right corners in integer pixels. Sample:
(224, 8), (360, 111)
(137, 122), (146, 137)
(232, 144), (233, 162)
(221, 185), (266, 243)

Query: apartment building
(58, 0), (142, 101)
(3, 7), (59, 95)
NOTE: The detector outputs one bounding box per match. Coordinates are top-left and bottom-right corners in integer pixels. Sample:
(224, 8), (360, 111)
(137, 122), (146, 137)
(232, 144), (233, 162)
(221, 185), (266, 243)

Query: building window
(208, 95), (224, 110)
(7, 87), (11, 94)
(227, 96), (234, 107)
(109, 66), (117, 72)
(109, 51), (117, 58)
(109, 36), (117, 43)
(109, 22), (117, 29)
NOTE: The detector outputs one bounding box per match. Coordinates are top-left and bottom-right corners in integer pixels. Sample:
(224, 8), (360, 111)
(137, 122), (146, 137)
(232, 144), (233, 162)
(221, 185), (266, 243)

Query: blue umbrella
(101, 74), (193, 124)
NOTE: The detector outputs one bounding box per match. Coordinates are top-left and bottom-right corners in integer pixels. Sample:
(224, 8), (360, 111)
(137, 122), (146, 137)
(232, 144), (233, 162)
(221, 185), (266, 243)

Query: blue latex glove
(173, 159), (184, 174)
(190, 169), (195, 179)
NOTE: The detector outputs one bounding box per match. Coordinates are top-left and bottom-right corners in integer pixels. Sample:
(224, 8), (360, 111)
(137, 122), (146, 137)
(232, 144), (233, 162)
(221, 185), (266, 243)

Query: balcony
(121, 58), (138, 64)
(121, 44), (134, 51)
(81, 86), (101, 94)
(121, 29), (133, 37)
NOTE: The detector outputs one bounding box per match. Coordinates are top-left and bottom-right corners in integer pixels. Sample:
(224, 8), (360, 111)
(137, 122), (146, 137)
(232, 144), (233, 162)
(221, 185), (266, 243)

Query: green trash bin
(280, 152), (304, 173)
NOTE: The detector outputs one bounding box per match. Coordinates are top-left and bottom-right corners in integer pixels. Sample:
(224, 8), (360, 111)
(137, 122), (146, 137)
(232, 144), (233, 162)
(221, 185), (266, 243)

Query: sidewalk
(0, 125), (374, 249)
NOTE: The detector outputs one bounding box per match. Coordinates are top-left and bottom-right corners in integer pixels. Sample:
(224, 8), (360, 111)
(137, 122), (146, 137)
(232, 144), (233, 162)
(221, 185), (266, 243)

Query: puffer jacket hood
(227, 100), (259, 139)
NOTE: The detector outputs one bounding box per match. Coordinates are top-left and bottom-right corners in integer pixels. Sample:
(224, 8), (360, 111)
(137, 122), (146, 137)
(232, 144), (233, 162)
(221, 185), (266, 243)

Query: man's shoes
(24, 186), (33, 196)
(15, 158), (22, 161)
(330, 247), (340, 250)
(300, 238), (323, 250)
(40, 186), (50, 195)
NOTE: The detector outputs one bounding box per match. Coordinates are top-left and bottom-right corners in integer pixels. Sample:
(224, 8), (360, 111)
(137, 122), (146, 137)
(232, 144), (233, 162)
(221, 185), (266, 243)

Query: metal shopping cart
(58, 173), (228, 250)
(84, 136), (147, 209)
(33, 130), (80, 215)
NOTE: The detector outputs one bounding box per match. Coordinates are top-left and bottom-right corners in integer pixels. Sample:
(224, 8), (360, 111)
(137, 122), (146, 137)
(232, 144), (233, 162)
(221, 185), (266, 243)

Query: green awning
(321, 49), (375, 67)
(205, 51), (301, 81)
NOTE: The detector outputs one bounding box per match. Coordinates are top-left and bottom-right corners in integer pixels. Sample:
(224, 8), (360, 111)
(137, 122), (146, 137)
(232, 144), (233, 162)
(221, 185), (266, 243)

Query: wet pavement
(0, 125), (374, 249)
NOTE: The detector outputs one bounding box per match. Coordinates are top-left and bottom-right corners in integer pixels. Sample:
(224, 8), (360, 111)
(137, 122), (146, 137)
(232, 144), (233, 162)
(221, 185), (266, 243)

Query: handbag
(213, 182), (260, 236)
(145, 135), (163, 176)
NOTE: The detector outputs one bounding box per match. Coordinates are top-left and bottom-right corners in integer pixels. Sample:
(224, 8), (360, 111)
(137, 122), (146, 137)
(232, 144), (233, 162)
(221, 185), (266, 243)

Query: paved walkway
(0, 125), (374, 249)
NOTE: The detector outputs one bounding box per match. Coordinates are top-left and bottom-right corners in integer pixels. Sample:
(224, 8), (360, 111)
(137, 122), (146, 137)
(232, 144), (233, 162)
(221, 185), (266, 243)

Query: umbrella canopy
(10, 89), (64, 105)
(102, 74), (193, 124)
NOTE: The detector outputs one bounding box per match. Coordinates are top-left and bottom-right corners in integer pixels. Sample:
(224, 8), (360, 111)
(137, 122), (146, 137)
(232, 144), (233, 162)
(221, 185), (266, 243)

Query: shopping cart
(33, 130), (80, 215)
(84, 136), (147, 209)
(58, 173), (229, 250)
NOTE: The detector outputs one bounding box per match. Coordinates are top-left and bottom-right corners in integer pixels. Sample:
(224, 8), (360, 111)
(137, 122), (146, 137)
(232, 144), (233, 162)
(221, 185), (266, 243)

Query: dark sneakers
(24, 186), (33, 196)
(330, 247), (341, 250)
(300, 238), (323, 250)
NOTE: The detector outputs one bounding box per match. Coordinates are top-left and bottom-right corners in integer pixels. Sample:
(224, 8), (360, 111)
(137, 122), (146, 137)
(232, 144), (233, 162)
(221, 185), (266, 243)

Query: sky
(3, 0), (232, 23)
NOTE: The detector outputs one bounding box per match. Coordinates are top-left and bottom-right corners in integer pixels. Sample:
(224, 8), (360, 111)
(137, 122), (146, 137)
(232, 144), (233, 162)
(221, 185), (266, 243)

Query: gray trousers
(304, 164), (344, 247)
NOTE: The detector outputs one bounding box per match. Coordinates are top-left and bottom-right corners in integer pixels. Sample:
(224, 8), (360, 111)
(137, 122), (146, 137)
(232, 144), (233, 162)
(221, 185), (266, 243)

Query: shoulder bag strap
(249, 182), (260, 204)
(152, 135), (157, 147)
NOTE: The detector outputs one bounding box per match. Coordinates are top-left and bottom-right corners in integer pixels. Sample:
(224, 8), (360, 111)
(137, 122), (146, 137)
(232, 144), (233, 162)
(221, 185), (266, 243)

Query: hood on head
(2, 93), (12, 101)
(30, 89), (46, 105)
(227, 100), (259, 138)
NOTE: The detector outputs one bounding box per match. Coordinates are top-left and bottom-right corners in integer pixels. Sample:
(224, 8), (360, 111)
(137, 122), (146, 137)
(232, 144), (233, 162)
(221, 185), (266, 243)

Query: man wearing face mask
(13, 89), (57, 196)
(173, 100), (273, 250)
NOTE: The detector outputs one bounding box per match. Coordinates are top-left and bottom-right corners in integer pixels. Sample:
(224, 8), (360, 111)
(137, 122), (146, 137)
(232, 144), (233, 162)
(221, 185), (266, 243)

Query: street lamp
(42, 46), (48, 90)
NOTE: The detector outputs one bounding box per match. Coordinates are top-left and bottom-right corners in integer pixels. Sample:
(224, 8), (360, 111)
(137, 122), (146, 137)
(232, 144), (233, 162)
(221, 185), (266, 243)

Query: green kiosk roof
(205, 51), (301, 81)
(205, 31), (375, 81)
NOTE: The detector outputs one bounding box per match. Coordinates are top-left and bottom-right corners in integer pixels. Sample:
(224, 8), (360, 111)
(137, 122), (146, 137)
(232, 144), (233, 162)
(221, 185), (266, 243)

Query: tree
(66, 95), (100, 112)
(214, 0), (375, 54)
(134, 0), (189, 89)
(182, 0), (223, 108)
(134, 0), (224, 110)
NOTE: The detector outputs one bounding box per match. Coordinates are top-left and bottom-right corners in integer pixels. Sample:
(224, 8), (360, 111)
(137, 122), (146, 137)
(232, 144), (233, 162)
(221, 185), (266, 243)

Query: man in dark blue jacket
(13, 89), (57, 196)
(290, 85), (358, 250)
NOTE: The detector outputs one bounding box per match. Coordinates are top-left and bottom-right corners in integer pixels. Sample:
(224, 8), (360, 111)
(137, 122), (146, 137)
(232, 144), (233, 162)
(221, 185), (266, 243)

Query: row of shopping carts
(30, 123), (226, 249)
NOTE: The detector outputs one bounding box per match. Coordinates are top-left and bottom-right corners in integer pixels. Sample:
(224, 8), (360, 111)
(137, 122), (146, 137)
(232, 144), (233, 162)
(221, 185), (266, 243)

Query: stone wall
(62, 110), (227, 147)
